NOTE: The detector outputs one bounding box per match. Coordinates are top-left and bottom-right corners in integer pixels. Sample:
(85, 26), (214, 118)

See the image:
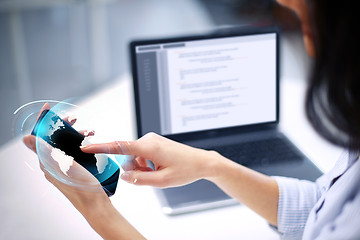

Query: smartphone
(31, 109), (120, 196)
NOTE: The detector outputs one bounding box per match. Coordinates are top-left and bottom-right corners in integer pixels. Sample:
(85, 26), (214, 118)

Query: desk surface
(0, 74), (342, 240)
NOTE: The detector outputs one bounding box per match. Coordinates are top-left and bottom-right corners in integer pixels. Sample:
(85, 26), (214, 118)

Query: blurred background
(0, 0), (310, 147)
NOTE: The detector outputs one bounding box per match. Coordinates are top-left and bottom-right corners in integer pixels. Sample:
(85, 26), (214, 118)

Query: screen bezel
(130, 26), (280, 142)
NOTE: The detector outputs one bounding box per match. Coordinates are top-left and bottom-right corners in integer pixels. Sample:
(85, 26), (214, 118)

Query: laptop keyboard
(207, 137), (303, 167)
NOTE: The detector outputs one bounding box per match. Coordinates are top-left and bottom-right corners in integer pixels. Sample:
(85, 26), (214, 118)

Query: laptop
(129, 27), (322, 215)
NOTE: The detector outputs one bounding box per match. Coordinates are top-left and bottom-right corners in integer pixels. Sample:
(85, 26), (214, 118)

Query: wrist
(83, 199), (146, 240)
(87, 202), (119, 239)
(82, 196), (113, 225)
(200, 150), (232, 181)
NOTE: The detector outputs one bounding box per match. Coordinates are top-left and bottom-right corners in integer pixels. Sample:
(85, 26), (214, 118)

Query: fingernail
(120, 172), (131, 182)
(68, 115), (77, 123)
(80, 145), (89, 149)
(84, 130), (95, 137)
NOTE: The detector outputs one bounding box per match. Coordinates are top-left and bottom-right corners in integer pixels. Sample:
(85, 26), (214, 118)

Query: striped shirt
(272, 151), (360, 239)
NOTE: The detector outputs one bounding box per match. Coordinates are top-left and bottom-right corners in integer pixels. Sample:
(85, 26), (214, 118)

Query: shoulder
(310, 161), (360, 240)
(315, 188), (360, 239)
(303, 158), (360, 240)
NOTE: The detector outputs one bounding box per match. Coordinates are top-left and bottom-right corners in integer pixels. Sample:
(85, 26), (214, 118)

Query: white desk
(0, 74), (342, 240)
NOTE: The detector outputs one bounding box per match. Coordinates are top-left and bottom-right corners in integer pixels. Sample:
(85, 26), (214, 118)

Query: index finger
(80, 141), (135, 155)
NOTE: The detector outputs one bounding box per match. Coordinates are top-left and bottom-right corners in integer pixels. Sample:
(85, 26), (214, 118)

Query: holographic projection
(13, 100), (131, 196)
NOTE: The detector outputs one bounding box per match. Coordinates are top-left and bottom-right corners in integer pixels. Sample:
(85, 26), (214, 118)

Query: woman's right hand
(81, 132), (280, 226)
(81, 132), (225, 188)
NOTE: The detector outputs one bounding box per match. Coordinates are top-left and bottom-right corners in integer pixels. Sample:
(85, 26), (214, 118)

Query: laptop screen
(132, 31), (277, 136)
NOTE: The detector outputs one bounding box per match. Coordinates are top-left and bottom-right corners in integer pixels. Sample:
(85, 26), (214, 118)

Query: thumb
(23, 135), (37, 153)
(120, 170), (166, 188)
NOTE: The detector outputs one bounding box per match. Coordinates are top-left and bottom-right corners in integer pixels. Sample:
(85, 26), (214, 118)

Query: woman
(24, 0), (360, 239)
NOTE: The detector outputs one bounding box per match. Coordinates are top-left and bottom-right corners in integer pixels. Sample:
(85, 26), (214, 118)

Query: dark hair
(306, 1), (360, 151)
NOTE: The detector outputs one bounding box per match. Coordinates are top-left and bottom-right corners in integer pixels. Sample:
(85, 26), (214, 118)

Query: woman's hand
(23, 134), (110, 213)
(81, 132), (280, 226)
(81, 132), (225, 188)
(22, 103), (110, 227)
(23, 103), (145, 240)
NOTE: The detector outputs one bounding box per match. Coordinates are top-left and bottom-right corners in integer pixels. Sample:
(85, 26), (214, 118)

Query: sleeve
(271, 176), (321, 240)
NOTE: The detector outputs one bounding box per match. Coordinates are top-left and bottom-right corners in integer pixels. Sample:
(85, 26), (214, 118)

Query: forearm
(83, 201), (146, 240)
(204, 153), (279, 226)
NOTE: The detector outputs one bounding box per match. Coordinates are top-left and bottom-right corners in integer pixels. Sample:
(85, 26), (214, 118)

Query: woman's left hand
(23, 103), (146, 240)
(23, 103), (109, 213)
